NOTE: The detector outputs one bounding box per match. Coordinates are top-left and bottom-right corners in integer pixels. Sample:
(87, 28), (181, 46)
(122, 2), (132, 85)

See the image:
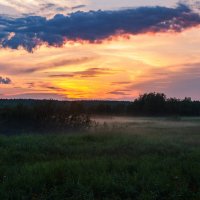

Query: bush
(0, 101), (91, 134)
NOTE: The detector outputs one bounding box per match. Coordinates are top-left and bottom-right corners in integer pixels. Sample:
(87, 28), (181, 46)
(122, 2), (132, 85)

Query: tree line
(83, 93), (200, 116)
(0, 101), (91, 134)
(1, 92), (200, 134)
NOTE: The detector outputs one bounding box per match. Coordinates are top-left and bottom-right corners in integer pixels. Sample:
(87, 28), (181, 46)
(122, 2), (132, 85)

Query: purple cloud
(0, 4), (199, 51)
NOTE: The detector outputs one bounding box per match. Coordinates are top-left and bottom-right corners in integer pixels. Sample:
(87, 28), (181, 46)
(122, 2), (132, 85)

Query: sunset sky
(0, 0), (200, 100)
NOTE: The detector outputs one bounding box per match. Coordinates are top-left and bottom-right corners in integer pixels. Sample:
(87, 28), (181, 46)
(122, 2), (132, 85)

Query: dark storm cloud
(0, 4), (200, 51)
(0, 76), (12, 84)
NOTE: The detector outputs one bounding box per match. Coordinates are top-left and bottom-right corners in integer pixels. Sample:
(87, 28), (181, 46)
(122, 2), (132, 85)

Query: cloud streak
(49, 68), (113, 78)
(19, 57), (93, 74)
(0, 0), (87, 18)
(0, 4), (200, 51)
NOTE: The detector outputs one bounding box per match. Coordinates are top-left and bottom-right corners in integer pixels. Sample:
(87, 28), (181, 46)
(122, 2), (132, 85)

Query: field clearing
(0, 117), (200, 199)
(92, 116), (200, 127)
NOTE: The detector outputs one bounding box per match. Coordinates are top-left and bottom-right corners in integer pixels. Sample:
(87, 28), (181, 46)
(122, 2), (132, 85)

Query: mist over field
(0, 115), (200, 199)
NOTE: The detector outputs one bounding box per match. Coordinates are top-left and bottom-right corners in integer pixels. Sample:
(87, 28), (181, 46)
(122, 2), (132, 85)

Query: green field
(0, 117), (200, 200)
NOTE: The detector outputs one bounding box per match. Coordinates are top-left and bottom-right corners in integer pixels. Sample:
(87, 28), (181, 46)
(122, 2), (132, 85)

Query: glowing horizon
(0, 1), (200, 100)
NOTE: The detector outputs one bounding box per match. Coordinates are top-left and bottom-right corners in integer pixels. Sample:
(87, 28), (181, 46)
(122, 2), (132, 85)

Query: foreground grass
(0, 125), (200, 199)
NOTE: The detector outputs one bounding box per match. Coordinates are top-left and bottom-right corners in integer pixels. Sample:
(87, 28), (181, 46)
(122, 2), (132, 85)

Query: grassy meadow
(0, 117), (200, 200)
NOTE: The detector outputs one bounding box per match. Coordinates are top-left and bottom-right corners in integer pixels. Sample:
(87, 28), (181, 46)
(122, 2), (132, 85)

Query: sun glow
(0, 27), (200, 99)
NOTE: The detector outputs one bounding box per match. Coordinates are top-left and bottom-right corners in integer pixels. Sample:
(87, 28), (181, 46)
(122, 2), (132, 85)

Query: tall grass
(0, 122), (200, 200)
